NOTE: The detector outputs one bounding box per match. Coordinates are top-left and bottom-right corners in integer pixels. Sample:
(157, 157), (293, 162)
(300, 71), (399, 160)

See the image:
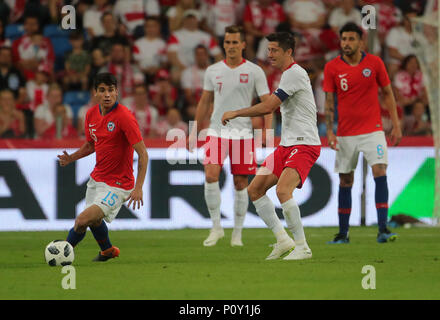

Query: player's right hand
(327, 133), (339, 151)
(57, 151), (73, 166)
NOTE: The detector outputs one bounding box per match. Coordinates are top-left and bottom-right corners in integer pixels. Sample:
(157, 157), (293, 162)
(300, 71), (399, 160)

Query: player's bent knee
(247, 184), (263, 202)
(74, 216), (89, 232)
(275, 187), (291, 204)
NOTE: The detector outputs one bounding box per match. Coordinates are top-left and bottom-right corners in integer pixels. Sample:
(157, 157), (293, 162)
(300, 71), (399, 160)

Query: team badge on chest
(240, 73), (249, 83)
(362, 68), (372, 77)
(107, 121), (115, 132)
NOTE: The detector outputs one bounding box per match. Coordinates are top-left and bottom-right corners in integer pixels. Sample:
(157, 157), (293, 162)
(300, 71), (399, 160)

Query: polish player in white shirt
(222, 32), (321, 260)
(188, 25), (271, 247)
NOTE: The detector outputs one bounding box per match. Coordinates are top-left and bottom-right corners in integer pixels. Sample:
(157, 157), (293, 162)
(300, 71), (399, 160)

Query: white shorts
(335, 131), (388, 173)
(85, 178), (133, 223)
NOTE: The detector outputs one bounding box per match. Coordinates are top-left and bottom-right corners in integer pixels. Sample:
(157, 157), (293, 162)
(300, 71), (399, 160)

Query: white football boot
(203, 228), (225, 246)
(230, 228), (243, 247)
(265, 237), (295, 260)
(283, 245), (312, 260)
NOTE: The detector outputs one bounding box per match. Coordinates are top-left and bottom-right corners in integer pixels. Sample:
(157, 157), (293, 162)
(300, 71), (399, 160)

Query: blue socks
(338, 186), (352, 236)
(374, 175), (389, 233)
(90, 220), (112, 251)
(66, 228), (86, 247)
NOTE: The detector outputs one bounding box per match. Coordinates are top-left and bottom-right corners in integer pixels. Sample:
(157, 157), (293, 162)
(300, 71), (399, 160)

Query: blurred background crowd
(0, 0), (436, 140)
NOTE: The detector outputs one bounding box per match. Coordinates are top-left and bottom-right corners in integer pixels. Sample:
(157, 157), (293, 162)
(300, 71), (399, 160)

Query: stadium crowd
(0, 0), (435, 139)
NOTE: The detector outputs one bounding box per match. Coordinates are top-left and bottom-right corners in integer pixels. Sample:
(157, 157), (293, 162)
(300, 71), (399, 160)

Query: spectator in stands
(122, 84), (159, 138)
(113, 0), (160, 38)
(243, 0), (286, 60)
(26, 64), (50, 112)
(0, 19), (11, 48)
(41, 102), (78, 139)
(155, 108), (188, 138)
(0, 89), (25, 138)
(167, 0), (198, 32)
(0, 46), (25, 97)
(393, 54), (428, 114)
(77, 88), (99, 137)
(11, 14), (55, 81)
(328, 0), (362, 33)
(403, 99), (432, 136)
(34, 83), (73, 138)
(63, 31), (91, 91)
(133, 17), (167, 84)
(83, 0), (112, 39)
(91, 11), (129, 57)
(149, 68), (177, 116)
(385, 10), (419, 78)
(5, 0), (26, 24)
(100, 42), (144, 99)
(88, 48), (108, 89)
(199, 0), (245, 43)
(284, 0), (326, 32)
(167, 9), (223, 83)
(181, 45), (209, 110)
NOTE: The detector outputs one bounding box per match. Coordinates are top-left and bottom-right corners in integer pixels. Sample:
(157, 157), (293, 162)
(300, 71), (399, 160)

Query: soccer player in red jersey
(323, 23), (402, 244)
(57, 73), (149, 261)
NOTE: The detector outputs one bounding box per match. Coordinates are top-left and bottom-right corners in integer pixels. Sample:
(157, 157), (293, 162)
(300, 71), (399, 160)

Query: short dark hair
(145, 16), (161, 24)
(225, 25), (245, 41)
(339, 22), (363, 38)
(194, 44), (208, 53)
(94, 73), (117, 90)
(266, 32), (296, 55)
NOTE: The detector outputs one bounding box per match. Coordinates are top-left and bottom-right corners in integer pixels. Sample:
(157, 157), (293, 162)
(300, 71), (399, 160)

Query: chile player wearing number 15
(57, 73), (148, 261)
(323, 23), (402, 244)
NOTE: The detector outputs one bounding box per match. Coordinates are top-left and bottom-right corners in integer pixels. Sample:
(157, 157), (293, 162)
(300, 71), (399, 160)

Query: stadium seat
(43, 24), (72, 72)
(63, 91), (90, 124)
(5, 24), (24, 42)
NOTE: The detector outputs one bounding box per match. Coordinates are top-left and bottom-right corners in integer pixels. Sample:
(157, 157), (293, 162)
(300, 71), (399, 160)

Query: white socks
(281, 198), (308, 248)
(204, 181), (222, 229)
(253, 195), (289, 242)
(234, 188), (248, 230)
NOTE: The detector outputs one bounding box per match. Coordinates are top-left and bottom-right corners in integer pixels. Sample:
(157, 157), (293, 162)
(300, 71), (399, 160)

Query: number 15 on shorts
(102, 191), (118, 207)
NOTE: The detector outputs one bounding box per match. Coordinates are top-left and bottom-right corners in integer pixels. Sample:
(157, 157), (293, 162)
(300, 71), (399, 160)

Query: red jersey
(323, 53), (391, 136)
(85, 103), (143, 190)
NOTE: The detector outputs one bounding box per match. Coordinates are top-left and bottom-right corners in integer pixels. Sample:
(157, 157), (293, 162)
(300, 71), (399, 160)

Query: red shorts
(262, 145), (321, 188)
(203, 136), (257, 175)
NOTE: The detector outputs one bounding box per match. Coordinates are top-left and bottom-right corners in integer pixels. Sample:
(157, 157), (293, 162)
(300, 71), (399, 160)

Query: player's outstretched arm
(324, 92), (338, 150)
(381, 84), (402, 146)
(57, 141), (95, 166)
(127, 140), (148, 210)
(222, 94), (281, 125)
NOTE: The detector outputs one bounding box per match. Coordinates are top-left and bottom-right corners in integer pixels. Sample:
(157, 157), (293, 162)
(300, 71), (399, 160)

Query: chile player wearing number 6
(222, 32), (321, 260)
(323, 23), (402, 244)
(57, 73), (148, 261)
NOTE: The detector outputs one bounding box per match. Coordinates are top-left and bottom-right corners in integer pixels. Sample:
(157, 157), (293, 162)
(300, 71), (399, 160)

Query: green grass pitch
(1, 227), (439, 300)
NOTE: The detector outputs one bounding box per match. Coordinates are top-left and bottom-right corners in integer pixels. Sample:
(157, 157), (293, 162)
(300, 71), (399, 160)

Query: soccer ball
(44, 240), (74, 266)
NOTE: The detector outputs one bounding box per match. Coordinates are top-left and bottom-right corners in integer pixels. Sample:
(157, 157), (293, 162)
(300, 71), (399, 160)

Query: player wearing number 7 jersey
(57, 73), (148, 261)
(323, 23), (402, 244)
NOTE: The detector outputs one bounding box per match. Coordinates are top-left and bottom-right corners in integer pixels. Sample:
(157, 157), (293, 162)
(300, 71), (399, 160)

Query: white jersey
(133, 37), (167, 69)
(274, 63), (321, 146)
(204, 59), (270, 139)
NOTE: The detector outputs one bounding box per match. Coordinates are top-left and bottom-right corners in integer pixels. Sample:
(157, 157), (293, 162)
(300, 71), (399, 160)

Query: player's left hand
(126, 187), (143, 210)
(390, 126), (402, 146)
(222, 111), (237, 126)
